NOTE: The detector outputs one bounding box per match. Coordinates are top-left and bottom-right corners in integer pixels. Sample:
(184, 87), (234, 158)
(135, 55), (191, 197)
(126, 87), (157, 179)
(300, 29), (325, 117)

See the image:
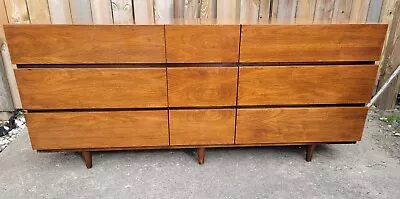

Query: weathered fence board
(154, 0), (174, 24)
(90, 0), (114, 24)
(134, 0), (154, 24)
(296, 0), (317, 23)
(381, 0), (396, 23)
(314, 0), (335, 24)
(4, 0), (29, 24)
(1, 1), (393, 26)
(240, 0), (260, 24)
(185, 0), (201, 19)
(111, 0), (134, 24)
(200, 0), (217, 19)
(26, 0), (51, 24)
(48, 0), (72, 24)
(70, 0), (93, 24)
(367, 0), (384, 23)
(217, 0), (240, 24)
(275, 0), (298, 24)
(377, 1), (400, 109)
(350, 0), (371, 23)
(332, 0), (352, 23)
(0, 0), (8, 42)
(258, 0), (271, 22)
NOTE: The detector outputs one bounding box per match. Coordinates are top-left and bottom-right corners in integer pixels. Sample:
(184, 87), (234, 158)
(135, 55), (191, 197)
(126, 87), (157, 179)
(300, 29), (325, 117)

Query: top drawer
(4, 25), (166, 64)
(165, 25), (240, 63)
(240, 24), (387, 63)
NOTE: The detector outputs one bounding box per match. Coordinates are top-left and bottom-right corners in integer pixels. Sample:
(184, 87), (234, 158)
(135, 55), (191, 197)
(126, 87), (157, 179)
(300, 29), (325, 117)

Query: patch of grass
(380, 114), (400, 125)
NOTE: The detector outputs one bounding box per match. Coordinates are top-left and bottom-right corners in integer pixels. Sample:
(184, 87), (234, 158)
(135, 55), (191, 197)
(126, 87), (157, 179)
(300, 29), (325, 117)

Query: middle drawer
(168, 67), (238, 107)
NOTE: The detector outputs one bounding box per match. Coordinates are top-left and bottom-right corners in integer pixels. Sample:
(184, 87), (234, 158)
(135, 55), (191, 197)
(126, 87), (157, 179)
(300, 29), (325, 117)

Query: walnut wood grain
(15, 68), (167, 109)
(169, 109), (236, 145)
(240, 24), (388, 62)
(168, 67), (237, 107)
(238, 65), (378, 105)
(26, 111), (169, 150)
(4, 25), (166, 64)
(165, 25), (240, 63)
(236, 107), (368, 144)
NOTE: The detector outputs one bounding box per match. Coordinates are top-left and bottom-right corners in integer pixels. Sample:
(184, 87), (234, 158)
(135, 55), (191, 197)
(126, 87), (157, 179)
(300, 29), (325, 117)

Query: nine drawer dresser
(4, 24), (387, 168)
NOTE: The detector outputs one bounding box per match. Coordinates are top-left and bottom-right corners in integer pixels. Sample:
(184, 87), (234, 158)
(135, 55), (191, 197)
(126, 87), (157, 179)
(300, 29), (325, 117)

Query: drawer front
(240, 24), (387, 62)
(170, 109), (236, 145)
(236, 107), (367, 144)
(4, 25), (166, 64)
(15, 68), (167, 109)
(26, 111), (169, 150)
(165, 25), (240, 63)
(238, 65), (378, 105)
(168, 67), (237, 107)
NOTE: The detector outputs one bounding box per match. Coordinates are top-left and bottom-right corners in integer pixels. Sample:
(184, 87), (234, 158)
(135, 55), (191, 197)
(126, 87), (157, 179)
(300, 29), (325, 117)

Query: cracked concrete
(1, 112), (400, 198)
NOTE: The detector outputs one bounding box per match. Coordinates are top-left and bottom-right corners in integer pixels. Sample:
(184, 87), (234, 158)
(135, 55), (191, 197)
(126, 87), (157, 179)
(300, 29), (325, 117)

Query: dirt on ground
(369, 108), (400, 163)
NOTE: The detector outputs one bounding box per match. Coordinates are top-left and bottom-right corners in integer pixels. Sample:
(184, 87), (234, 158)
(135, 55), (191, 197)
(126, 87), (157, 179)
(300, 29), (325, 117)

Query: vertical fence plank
(26, 0), (51, 24)
(200, 0), (216, 19)
(217, 0), (240, 24)
(174, 0), (185, 18)
(134, 0), (154, 24)
(332, 0), (352, 23)
(69, 0), (93, 24)
(0, 0), (7, 25)
(377, 1), (400, 109)
(380, 0), (396, 23)
(367, 0), (383, 23)
(111, 0), (134, 24)
(154, 0), (174, 24)
(48, 0), (72, 24)
(270, 0), (279, 22)
(240, 0), (260, 24)
(349, 0), (371, 23)
(4, 0), (30, 24)
(258, 0), (270, 22)
(184, 0), (200, 19)
(276, 0), (298, 24)
(0, 0), (8, 42)
(91, 0), (113, 24)
(314, 0), (335, 24)
(296, 0), (317, 23)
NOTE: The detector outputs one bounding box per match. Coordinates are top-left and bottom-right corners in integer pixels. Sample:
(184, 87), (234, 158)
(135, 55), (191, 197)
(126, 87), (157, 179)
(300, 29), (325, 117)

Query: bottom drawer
(236, 107), (368, 144)
(170, 109), (236, 145)
(26, 110), (169, 150)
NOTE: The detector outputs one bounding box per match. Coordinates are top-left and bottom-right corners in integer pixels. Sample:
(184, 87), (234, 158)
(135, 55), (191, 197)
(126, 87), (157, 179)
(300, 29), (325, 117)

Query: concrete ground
(1, 111), (400, 199)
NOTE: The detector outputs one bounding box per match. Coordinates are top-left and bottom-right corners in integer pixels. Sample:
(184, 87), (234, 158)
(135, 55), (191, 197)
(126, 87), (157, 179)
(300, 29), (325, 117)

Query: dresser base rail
(37, 142), (356, 168)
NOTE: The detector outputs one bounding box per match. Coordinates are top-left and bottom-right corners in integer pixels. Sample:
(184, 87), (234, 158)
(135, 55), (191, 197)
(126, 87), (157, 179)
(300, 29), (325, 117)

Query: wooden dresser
(4, 24), (387, 168)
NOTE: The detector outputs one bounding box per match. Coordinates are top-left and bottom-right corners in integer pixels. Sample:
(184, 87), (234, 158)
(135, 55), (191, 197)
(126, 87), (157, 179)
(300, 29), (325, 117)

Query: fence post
(1, 43), (22, 110)
(0, 46), (14, 120)
(376, 1), (400, 110)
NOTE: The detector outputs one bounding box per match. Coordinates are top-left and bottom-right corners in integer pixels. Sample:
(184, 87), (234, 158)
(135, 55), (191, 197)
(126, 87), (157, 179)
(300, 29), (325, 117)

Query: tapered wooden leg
(82, 151), (92, 169)
(306, 144), (316, 162)
(197, 148), (205, 164)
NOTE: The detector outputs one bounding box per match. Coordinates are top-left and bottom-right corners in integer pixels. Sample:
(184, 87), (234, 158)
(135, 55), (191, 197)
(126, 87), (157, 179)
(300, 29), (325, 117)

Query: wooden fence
(0, 0), (399, 110)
